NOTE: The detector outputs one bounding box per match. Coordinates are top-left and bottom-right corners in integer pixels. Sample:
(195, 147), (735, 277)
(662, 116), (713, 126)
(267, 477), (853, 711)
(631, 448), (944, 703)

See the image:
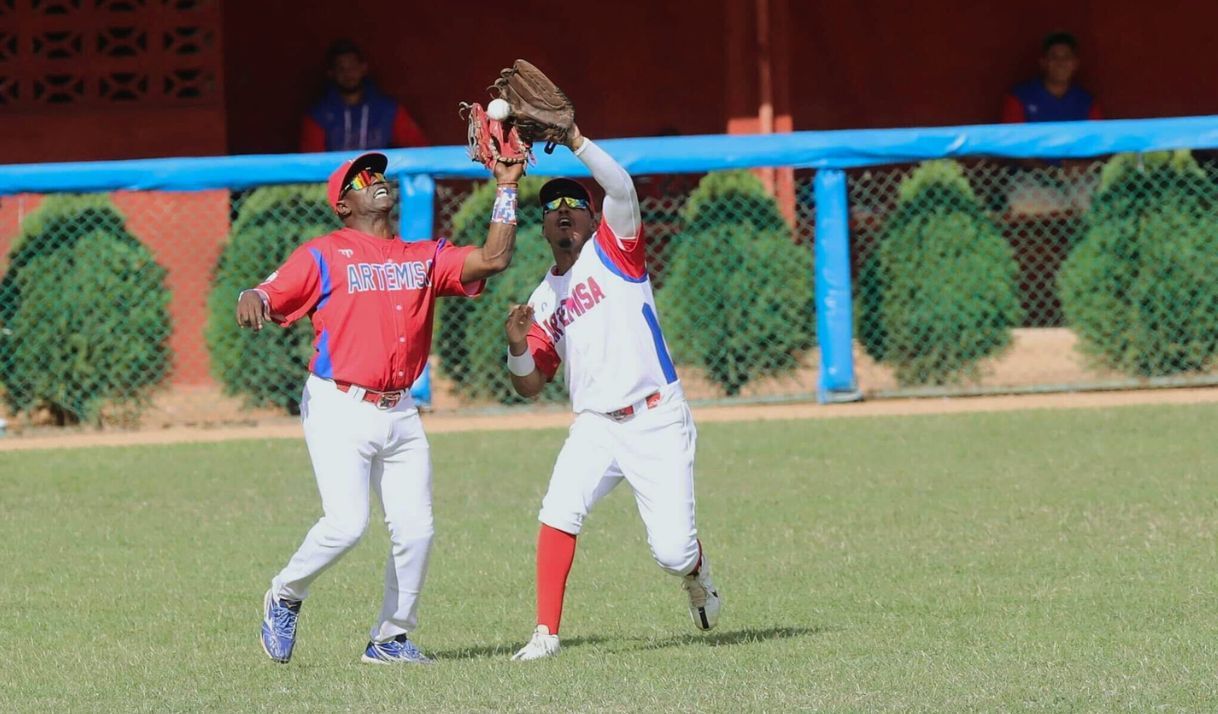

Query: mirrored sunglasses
(344, 170), (387, 195)
(542, 196), (590, 213)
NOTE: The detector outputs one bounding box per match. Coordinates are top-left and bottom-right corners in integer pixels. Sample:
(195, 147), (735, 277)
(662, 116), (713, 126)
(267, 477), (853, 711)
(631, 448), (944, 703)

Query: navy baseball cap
(539, 178), (591, 207)
(327, 152), (388, 210)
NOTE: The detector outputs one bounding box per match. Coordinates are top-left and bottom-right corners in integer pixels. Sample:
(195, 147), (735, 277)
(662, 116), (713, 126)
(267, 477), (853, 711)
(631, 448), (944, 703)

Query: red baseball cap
(327, 152), (389, 211)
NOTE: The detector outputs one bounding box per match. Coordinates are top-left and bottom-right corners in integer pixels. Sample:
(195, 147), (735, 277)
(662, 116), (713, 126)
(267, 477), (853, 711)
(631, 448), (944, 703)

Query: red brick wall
(0, 0), (225, 163)
(112, 192), (229, 385)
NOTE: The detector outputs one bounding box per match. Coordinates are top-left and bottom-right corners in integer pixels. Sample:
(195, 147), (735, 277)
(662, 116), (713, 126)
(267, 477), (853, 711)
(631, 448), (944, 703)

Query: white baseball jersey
(524, 218), (679, 414)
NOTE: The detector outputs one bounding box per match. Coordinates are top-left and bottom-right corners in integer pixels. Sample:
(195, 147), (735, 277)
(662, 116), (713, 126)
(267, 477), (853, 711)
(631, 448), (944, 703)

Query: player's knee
(651, 538), (699, 576)
(319, 515), (368, 550)
(386, 517), (434, 545)
(538, 511), (583, 536)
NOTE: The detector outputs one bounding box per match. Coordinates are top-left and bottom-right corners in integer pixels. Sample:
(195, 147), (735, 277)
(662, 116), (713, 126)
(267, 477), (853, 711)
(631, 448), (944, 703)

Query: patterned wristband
(491, 185), (518, 225)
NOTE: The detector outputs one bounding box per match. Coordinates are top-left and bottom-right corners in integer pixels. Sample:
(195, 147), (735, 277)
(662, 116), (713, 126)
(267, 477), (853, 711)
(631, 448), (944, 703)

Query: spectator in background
(1002, 32), (1102, 124)
(300, 39), (428, 153)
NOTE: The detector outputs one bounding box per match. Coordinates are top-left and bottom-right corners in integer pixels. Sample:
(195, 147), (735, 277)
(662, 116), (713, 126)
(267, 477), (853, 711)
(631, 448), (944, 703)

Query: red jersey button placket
(388, 278), (409, 388)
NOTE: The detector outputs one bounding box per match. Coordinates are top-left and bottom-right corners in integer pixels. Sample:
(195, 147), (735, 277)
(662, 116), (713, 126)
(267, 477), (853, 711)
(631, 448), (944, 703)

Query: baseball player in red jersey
(238, 152), (524, 664)
(503, 126), (721, 661)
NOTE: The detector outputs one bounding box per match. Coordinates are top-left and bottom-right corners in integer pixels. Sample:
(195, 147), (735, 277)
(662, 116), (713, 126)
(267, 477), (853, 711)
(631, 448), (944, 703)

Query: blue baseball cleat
(361, 634), (434, 665)
(260, 589), (302, 663)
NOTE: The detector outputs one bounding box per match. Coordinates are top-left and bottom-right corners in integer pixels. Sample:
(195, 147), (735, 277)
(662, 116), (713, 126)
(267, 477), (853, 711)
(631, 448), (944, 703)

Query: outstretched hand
(505, 303), (535, 348)
(236, 290), (271, 331)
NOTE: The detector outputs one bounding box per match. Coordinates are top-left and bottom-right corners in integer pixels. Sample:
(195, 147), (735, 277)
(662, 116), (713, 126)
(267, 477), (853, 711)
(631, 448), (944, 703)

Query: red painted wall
(789, 0), (1218, 129)
(221, 0), (1218, 155)
(223, 0), (727, 155)
(0, 107), (227, 165)
(8, 0), (1217, 164)
(112, 191), (229, 385)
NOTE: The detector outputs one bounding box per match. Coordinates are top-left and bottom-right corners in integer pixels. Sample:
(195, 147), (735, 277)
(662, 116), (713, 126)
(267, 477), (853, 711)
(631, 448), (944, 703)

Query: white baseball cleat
(683, 555), (721, 631)
(510, 625), (561, 661)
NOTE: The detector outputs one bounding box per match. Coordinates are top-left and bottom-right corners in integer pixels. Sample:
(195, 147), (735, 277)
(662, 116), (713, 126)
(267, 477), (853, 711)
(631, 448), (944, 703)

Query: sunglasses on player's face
(542, 196), (590, 214)
(343, 170), (387, 196)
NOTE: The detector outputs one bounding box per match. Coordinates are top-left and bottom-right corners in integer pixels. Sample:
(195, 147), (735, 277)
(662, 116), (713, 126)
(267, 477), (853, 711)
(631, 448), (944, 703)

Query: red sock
(537, 524), (577, 634)
(689, 539), (704, 576)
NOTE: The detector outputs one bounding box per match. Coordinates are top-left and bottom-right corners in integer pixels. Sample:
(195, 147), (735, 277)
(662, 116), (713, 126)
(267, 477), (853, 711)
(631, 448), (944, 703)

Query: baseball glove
(459, 101), (533, 170)
(491, 60), (575, 153)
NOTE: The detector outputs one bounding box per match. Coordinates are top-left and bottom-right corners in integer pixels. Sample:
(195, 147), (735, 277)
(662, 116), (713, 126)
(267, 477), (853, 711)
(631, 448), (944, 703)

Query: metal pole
(399, 173), (436, 407)
(814, 169), (861, 403)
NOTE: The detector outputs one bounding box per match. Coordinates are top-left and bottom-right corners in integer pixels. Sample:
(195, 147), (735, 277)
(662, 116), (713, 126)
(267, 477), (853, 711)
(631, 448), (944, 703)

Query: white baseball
(486, 98), (511, 121)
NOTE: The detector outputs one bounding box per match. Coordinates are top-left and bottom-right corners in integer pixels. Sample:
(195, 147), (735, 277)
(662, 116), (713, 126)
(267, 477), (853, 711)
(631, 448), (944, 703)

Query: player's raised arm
(461, 160), (524, 283)
(566, 125), (641, 240)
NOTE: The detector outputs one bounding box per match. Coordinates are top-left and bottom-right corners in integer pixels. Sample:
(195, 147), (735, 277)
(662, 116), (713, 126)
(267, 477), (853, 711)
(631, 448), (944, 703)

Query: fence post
(399, 173), (436, 407)
(814, 169), (861, 403)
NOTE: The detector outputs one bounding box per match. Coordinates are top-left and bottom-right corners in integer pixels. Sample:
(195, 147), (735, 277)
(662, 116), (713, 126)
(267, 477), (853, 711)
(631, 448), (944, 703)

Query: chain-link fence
(0, 168), (819, 431)
(849, 152), (1218, 395)
(3, 136), (1218, 432)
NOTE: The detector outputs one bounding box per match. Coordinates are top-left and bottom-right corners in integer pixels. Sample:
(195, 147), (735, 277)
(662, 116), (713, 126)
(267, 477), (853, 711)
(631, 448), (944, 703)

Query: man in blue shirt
(300, 39), (429, 153)
(1002, 32), (1102, 123)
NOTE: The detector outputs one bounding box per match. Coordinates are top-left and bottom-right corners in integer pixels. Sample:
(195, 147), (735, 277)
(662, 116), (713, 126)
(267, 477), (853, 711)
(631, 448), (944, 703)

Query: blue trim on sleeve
(594, 237), (647, 284)
(641, 304), (678, 384)
(313, 329), (334, 379)
(308, 247), (333, 310)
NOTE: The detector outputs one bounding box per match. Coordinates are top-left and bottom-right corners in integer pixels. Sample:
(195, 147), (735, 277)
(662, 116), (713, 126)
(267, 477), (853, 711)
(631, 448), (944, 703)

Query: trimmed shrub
(436, 177), (568, 404)
(1059, 150), (1218, 376)
(0, 196), (171, 424)
(679, 170), (789, 237)
(658, 171), (814, 396)
(858, 160), (1022, 385)
(205, 184), (339, 413)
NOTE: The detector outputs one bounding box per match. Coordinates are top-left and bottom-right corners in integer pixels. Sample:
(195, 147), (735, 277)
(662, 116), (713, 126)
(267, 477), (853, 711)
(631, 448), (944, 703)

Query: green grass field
(3, 403), (1218, 712)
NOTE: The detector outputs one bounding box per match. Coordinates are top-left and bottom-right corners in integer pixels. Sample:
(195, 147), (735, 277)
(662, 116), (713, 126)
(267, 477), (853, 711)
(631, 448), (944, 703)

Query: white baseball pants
(271, 374), (433, 643)
(539, 387), (700, 575)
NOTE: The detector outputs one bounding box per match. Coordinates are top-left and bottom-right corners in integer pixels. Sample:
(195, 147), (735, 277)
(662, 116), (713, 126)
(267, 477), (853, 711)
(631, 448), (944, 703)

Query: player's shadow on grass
(431, 633), (615, 661)
(431, 626), (823, 661)
(624, 625), (828, 652)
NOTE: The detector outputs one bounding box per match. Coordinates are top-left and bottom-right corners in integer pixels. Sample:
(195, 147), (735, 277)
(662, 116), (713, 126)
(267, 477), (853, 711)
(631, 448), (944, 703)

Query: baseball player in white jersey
(503, 124), (721, 661)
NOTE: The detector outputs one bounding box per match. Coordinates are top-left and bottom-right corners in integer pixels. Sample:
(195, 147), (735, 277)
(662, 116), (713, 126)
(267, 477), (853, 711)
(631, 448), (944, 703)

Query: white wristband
(506, 347), (536, 377)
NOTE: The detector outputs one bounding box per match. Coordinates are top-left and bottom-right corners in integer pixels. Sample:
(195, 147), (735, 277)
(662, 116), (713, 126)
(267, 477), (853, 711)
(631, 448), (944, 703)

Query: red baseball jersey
(257, 227), (483, 392)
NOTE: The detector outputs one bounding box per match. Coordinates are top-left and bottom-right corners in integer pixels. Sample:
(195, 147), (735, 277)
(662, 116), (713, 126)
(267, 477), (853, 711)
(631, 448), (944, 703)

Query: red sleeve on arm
(525, 323), (560, 381)
(392, 106), (429, 148)
(1088, 102), (1104, 120)
(258, 244), (323, 326)
(431, 240), (485, 298)
(593, 216), (647, 281)
(300, 116), (326, 153)
(1001, 94), (1026, 123)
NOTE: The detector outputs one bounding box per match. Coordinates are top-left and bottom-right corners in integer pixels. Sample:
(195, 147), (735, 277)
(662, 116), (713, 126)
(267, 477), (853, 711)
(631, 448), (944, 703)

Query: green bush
(205, 184), (339, 413)
(1059, 150), (1218, 376)
(658, 171), (814, 396)
(0, 196), (171, 424)
(679, 170), (789, 236)
(436, 177), (568, 404)
(858, 160), (1022, 385)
